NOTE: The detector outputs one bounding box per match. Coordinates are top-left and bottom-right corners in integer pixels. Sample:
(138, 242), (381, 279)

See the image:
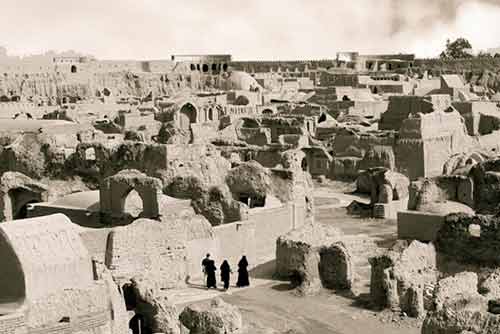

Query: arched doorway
(122, 189), (144, 218)
(71, 65), (77, 73)
(262, 109), (273, 115)
(8, 188), (43, 220)
(179, 103), (197, 130)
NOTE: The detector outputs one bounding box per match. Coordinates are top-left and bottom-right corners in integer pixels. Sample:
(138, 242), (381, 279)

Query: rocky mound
(179, 298), (243, 334)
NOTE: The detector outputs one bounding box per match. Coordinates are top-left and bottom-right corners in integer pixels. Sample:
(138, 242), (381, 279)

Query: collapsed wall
(275, 223), (350, 295)
(369, 240), (438, 317)
(436, 213), (500, 266)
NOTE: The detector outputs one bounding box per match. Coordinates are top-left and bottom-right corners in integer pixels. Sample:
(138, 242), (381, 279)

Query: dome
(227, 71), (263, 91)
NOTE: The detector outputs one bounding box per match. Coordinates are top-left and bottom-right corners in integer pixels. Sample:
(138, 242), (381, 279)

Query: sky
(1, 0), (500, 60)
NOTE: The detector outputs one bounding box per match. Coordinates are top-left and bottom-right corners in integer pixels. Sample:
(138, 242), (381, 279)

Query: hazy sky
(1, 0), (500, 60)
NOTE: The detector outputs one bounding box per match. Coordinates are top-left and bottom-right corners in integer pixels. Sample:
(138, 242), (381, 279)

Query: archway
(0, 233), (26, 313)
(208, 108), (214, 121)
(8, 188), (43, 220)
(179, 103), (197, 130)
(202, 64), (209, 73)
(262, 109), (273, 115)
(103, 88), (111, 97)
(71, 65), (77, 73)
(122, 189), (144, 218)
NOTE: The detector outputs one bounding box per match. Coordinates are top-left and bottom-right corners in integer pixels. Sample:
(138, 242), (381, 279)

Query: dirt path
(180, 182), (422, 333)
(222, 282), (420, 334)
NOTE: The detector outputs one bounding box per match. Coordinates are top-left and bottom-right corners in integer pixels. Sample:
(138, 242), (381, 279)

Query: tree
(440, 38), (473, 59)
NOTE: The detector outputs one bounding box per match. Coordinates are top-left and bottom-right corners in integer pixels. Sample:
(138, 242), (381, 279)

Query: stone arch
(178, 102), (198, 130)
(122, 189), (144, 218)
(71, 65), (77, 73)
(211, 63), (217, 71)
(319, 243), (353, 290)
(103, 88), (111, 97)
(262, 108), (274, 115)
(0, 95), (9, 102)
(7, 188), (41, 220)
(208, 108), (214, 121)
(100, 170), (163, 223)
(0, 230), (26, 313)
(0, 172), (48, 222)
(202, 64), (209, 72)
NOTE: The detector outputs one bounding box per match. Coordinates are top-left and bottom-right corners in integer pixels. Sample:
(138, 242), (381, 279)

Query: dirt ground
(211, 181), (423, 334)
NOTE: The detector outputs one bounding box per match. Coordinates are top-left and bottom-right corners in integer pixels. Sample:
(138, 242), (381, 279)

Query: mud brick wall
(105, 219), (188, 288)
(437, 213), (500, 266)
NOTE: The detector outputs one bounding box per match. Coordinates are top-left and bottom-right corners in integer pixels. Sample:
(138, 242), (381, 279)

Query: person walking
(205, 259), (217, 289)
(236, 255), (250, 288)
(201, 253), (211, 275)
(220, 260), (232, 291)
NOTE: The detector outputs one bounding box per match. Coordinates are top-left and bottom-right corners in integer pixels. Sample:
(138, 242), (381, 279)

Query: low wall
(397, 210), (445, 241)
(212, 204), (297, 270)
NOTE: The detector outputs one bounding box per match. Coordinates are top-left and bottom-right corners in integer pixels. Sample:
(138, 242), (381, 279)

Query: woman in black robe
(236, 255), (250, 287)
(206, 259), (217, 289)
(220, 260), (232, 290)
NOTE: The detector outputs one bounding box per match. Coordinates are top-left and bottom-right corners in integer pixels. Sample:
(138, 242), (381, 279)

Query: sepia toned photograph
(0, 1), (500, 333)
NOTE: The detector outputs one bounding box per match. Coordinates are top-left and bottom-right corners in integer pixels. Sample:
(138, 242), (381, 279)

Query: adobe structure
(3, 44), (500, 334)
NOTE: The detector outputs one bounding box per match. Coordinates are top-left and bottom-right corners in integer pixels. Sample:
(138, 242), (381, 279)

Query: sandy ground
(177, 181), (422, 333)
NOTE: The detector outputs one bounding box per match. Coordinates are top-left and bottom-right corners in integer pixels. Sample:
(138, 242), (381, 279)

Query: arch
(103, 88), (111, 97)
(122, 189), (144, 218)
(211, 63), (217, 71)
(0, 231), (26, 313)
(71, 65), (77, 73)
(179, 102), (197, 129)
(0, 95), (9, 102)
(190, 64), (196, 71)
(7, 188), (44, 220)
(222, 63), (228, 71)
(202, 64), (209, 72)
(85, 147), (96, 161)
(100, 170), (162, 222)
(208, 108), (214, 121)
(262, 108), (274, 115)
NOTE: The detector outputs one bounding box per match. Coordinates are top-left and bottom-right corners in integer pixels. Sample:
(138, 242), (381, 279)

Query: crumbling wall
(369, 241), (438, 317)
(470, 158), (500, 214)
(105, 218), (188, 289)
(422, 272), (500, 334)
(436, 213), (500, 266)
(275, 223), (345, 295)
(408, 176), (474, 211)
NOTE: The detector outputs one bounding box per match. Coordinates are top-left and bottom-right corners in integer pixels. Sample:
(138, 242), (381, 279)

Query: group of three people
(201, 254), (250, 290)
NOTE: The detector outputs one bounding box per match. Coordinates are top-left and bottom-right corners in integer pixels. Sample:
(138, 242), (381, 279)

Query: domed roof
(227, 71), (263, 91)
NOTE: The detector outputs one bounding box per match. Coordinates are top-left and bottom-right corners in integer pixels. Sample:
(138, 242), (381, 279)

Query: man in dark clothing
(220, 260), (232, 290)
(201, 253), (211, 275)
(236, 255), (250, 287)
(205, 259), (217, 289)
